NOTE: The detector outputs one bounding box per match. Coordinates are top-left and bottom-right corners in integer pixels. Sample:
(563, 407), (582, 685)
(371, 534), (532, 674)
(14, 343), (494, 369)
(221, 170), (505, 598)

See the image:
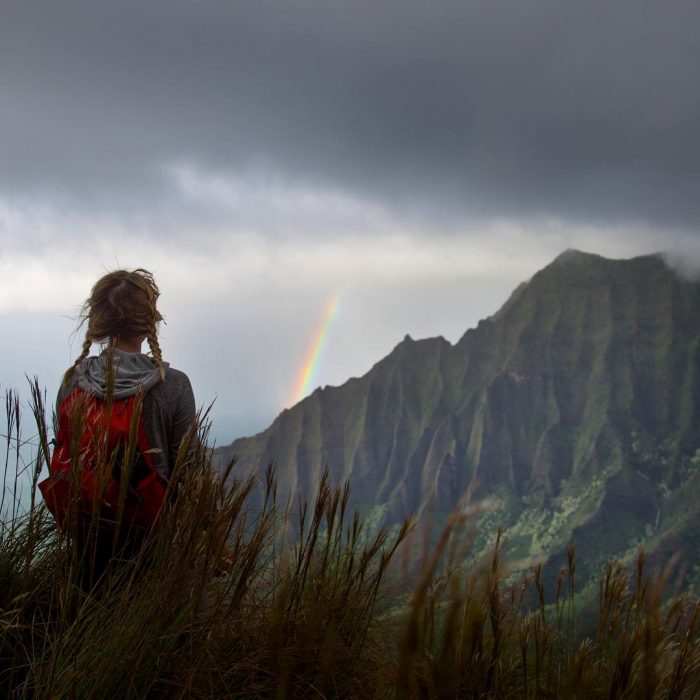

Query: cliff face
(216, 251), (700, 588)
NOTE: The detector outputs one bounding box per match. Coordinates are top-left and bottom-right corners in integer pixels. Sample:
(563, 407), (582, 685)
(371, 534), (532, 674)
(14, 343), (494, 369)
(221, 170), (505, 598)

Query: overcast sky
(2, 0), (699, 447)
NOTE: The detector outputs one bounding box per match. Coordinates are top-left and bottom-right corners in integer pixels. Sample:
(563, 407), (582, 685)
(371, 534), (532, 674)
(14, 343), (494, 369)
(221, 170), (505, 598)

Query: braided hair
(63, 268), (166, 384)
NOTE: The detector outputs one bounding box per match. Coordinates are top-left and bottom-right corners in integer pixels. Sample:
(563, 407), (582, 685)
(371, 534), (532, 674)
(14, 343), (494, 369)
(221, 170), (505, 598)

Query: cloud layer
(2, 0), (699, 229)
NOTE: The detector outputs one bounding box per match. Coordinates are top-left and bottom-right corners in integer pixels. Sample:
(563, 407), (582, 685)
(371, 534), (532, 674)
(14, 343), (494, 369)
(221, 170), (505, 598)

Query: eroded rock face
(215, 251), (700, 590)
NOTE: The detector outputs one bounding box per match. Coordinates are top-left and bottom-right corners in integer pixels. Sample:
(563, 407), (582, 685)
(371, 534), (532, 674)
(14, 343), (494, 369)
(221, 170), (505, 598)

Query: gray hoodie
(57, 348), (197, 479)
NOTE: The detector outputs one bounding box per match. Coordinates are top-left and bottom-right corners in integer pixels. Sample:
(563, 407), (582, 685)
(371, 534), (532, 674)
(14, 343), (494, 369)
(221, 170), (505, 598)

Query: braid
(63, 336), (92, 385)
(147, 331), (166, 381)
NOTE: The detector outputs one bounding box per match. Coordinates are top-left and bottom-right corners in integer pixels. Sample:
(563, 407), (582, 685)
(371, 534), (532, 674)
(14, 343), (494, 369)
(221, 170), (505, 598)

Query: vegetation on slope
(217, 251), (700, 593)
(2, 382), (700, 698)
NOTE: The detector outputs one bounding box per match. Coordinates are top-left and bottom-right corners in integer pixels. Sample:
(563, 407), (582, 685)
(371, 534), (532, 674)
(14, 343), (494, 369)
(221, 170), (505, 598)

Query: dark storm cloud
(1, 0), (699, 228)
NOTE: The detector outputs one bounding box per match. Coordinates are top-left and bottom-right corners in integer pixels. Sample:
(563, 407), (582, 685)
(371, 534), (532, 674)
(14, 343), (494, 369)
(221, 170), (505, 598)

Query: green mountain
(217, 250), (700, 590)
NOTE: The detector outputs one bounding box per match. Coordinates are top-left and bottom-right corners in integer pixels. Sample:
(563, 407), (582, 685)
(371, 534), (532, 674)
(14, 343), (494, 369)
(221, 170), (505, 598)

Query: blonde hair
(64, 268), (166, 383)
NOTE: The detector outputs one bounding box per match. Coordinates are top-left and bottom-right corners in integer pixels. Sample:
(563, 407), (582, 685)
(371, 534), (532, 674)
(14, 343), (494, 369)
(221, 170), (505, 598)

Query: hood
(75, 348), (168, 399)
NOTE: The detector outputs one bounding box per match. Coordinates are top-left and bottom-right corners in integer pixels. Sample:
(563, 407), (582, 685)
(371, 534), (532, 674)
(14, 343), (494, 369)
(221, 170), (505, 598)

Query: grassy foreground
(1, 383), (700, 698)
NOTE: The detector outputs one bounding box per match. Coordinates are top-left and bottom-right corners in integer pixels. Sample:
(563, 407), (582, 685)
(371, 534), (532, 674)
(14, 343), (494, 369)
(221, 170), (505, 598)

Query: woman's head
(64, 268), (166, 382)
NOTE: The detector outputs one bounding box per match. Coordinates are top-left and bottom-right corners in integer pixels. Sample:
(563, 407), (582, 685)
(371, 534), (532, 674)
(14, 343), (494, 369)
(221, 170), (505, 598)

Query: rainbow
(291, 294), (341, 405)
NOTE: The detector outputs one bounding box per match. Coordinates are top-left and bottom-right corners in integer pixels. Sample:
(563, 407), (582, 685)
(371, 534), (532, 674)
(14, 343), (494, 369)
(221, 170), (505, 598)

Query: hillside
(216, 250), (700, 589)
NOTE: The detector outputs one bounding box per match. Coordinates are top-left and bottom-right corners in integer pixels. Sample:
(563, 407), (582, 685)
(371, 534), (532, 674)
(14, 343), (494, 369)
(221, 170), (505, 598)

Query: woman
(59, 268), (196, 480)
(45, 268), (197, 588)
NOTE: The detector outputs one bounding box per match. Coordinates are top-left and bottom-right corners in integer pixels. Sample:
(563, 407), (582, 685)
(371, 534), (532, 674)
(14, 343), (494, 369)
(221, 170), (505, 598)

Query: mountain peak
(549, 248), (665, 267)
(549, 248), (667, 270)
(528, 250), (673, 293)
(552, 248), (602, 263)
(217, 250), (700, 593)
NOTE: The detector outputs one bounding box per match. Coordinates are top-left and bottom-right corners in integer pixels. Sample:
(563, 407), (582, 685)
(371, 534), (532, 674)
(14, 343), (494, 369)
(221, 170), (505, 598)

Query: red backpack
(39, 388), (167, 531)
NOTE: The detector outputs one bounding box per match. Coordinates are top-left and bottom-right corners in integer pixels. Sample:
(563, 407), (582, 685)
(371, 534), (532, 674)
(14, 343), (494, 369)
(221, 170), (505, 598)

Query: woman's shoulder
(156, 365), (195, 401)
(56, 371), (81, 407)
(163, 365), (192, 386)
(150, 366), (196, 419)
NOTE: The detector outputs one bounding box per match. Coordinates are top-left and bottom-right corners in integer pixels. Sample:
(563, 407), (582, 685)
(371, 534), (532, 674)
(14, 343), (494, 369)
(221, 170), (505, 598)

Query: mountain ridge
(216, 249), (700, 590)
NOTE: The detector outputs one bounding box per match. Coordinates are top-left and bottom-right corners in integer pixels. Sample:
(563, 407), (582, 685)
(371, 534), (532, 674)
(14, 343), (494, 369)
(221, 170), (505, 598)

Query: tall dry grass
(1, 379), (699, 698)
